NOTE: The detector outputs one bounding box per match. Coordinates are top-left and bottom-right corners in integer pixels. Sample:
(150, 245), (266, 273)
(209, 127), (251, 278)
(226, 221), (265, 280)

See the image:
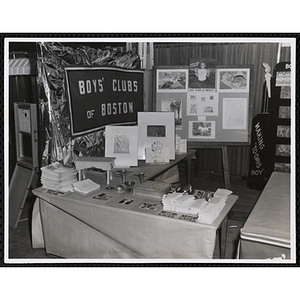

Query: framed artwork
(188, 121), (216, 139)
(156, 69), (188, 93)
(105, 125), (138, 168)
(217, 68), (250, 92)
(138, 112), (175, 159)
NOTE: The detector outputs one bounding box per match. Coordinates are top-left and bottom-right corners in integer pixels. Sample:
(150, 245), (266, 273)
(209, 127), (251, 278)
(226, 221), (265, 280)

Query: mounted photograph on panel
(188, 58), (217, 89)
(217, 68), (250, 92)
(156, 69), (188, 92)
(188, 121), (216, 139)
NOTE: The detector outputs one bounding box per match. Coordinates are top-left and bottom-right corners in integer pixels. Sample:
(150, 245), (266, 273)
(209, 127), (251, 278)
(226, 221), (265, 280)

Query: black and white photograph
(156, 69), (188, 92)
(217, 69), (250, 92)
(2, 35), (296, 277)
(188, 58), (217, 89)
(189, 120), (216, 139)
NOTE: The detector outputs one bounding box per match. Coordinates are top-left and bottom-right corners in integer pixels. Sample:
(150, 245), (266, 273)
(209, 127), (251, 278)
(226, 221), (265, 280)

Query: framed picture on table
(137, 112), (175, 160)
(105, 125), (138, 168)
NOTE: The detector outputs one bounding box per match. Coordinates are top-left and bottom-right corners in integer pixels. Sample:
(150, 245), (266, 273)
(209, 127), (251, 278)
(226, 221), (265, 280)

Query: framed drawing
(138, 112), (175, 160)
(217, 68), (250, 92)
(105, 125), (138, 168)
(188, 121), (216, 139)
(145, 145), (170, 164)
(156, 69), (188, 93)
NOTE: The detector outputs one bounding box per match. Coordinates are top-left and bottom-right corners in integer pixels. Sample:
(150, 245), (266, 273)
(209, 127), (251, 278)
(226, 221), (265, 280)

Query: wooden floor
(7, 166), (262, 261)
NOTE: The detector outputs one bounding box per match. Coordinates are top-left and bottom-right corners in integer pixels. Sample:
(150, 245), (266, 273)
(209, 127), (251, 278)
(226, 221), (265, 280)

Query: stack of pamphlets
(133, 181), (171, 200)
(41, 162), (78, 192)
(72, 179), (100, 195)
(162, 188), (232, 224)
(162, 192), (197, 214)
(197, 189), (232, 224)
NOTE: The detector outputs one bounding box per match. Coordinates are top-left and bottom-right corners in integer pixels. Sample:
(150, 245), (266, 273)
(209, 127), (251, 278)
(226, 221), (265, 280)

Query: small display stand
(74, 157), (116, 185)
(9, 103), (39, 229)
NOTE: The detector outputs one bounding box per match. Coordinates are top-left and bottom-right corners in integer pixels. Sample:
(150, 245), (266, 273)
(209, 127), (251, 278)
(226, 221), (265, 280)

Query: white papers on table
(197, 189), (232, 224)
(72, 179), (100, 195)
(41, 162), (78, 192)
(162, 193), (196, 214)
(162, 188), (233, 224)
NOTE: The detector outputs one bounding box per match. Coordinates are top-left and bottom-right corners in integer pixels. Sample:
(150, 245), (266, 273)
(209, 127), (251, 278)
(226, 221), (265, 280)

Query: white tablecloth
(32, 186), (237, 259)
(239, 172), (291, 259)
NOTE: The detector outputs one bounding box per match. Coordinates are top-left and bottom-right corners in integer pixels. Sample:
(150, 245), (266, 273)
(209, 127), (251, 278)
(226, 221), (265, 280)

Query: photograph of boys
(188, 58), (217, 89)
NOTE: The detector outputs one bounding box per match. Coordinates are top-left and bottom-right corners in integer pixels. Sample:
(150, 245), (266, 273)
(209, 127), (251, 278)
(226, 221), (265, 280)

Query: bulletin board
(154, 65), (253, 145)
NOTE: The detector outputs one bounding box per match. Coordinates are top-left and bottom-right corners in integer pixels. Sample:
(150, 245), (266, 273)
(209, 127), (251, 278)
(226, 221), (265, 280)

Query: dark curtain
(154, 42), (281, 177)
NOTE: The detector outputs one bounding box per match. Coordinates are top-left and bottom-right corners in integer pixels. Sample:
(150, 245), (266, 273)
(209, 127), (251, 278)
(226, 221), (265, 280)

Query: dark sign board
(65, 67), (144, 136)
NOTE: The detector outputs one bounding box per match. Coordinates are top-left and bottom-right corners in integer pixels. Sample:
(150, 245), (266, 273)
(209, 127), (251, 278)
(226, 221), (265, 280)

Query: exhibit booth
(7, 39), (294, 262)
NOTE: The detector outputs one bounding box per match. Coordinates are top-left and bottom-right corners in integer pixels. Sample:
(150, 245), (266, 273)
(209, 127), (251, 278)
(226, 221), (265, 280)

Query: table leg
(106, 170), (110, 185)
(219, 215), (228, 259)
(78, 169), (82, 181)
(221, 145), (231, 189)
(186, 154), (192, 184)
(194, 149), (200, 177)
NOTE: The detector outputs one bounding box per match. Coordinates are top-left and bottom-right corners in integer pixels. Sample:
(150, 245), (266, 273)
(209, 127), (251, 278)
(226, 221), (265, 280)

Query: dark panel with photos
(268, 62), (291, 173)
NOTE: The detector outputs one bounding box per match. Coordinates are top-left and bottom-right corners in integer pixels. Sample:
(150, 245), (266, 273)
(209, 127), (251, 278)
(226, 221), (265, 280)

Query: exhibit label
(65, 67), (144, 136)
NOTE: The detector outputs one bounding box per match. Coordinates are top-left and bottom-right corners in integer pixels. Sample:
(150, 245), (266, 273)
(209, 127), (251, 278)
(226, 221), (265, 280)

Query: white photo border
(105, 125), (139, 168)
(156, 69), (188, 93)
(138, 112), (175, 159)
(217, 68), (250, 93)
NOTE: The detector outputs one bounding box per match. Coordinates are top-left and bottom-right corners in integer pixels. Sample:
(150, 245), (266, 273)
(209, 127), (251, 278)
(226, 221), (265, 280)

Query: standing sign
(247, 113), (270, 189)
(65, 67), (144, 136)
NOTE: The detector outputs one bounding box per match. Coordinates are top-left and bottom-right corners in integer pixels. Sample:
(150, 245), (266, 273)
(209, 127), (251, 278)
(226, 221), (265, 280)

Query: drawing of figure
(190, 104), (197, 114)
(114, 134), (129, 154)
(151, 141), (163, 161)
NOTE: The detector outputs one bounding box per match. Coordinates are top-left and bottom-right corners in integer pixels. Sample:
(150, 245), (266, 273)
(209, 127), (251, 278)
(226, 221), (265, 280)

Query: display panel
(155, 65), (252, 144)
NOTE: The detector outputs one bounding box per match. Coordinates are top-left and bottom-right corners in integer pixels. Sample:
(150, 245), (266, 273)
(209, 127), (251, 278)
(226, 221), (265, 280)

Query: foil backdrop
(37, 42), (140, 166)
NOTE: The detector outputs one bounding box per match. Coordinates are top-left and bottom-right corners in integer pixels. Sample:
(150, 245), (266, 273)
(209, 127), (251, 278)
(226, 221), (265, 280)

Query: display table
(31, 150), (238, 259)
(238, 172), (291, 259)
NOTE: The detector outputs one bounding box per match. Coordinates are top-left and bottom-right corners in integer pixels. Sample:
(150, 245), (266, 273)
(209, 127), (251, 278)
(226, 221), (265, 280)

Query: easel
(9, 103), (39, 229)
(188, 142), (236, 189)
